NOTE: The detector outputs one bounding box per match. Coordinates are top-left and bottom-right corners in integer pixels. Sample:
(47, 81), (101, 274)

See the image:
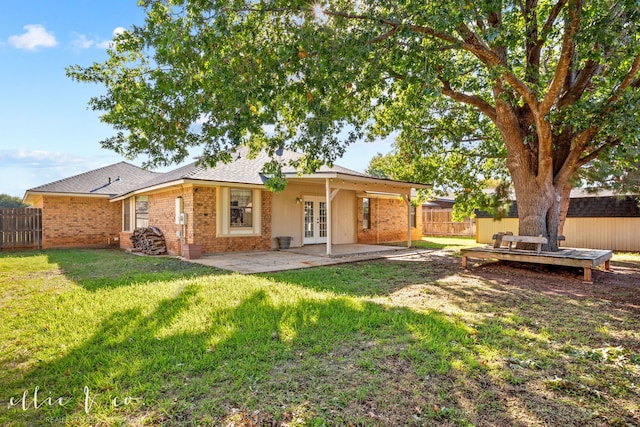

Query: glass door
(303, 196), (327, 244)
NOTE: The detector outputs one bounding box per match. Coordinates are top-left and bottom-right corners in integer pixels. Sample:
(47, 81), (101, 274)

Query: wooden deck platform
(461, 247), (613, 283)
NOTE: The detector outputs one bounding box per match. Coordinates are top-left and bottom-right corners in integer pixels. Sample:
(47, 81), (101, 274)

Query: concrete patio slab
(185, 244), (431, 274)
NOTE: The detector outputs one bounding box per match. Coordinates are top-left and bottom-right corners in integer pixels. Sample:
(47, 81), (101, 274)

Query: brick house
(24, 147), (426, 256)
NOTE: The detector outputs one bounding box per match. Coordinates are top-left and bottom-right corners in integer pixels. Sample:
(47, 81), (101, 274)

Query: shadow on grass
(1, 281), (481, 426)
(259, 256), (460, 297)
(44, 248), (227, 291)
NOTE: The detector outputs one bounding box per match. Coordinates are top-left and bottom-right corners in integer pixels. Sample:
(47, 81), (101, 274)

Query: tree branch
(539, 0), (580, 116)
(524, 0), (540, 84)
(555, 53), (640, 183)
(455, 23), (541, 111)
(576, 139), (621, 168)
(526, 0), (568, 83)
(440, 80), (498, 123)
(558, 59), (603, 107)
(367, 25), (400, 44)
(609, 53), (640, 104)
(541, 0), (568, 38)
(321, 9), (462, 45)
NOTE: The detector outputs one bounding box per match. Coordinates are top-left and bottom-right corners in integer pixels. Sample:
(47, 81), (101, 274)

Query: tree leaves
(66, 0), (639, 207)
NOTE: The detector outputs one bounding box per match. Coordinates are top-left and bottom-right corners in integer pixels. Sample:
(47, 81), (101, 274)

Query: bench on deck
(462, 233), (612, 283)
(501, 234), (547, 253)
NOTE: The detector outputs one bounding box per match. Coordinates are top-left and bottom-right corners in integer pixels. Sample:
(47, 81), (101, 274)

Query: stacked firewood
(130, 227), (167, 255)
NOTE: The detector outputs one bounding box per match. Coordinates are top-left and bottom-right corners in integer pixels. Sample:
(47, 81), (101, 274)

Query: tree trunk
(497, 92), (571, 252)
(503, 133), (561, 251)
(557, 183), (573, 237)
(510, 175), (565, 251)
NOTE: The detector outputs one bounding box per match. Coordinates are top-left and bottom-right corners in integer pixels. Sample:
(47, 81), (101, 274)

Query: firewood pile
(130, 227), (167, 255)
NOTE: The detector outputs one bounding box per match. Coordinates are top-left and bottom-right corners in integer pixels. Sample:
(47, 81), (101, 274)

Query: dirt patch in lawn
(367, 250), (640, 426)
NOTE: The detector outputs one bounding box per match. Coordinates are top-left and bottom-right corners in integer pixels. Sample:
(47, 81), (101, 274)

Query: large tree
(68, 0), (640, 250)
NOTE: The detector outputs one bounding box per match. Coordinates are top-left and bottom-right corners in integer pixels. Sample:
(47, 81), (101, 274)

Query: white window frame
(122, 198), (131, 231)
(362, 197), (370, 230)
(135, 196), (149, 229)
(216, 187), (261, 236)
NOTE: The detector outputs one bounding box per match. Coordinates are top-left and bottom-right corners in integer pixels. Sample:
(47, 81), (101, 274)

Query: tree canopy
(68, 0), (640, 249)
(0, 194), (27, 209)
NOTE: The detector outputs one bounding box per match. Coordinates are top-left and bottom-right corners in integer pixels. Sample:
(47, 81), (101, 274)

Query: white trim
(285, 172), (430, 189)
(217, 187), (262, 237)
(25, 191), (110, 200)
(110, 179), (265, 202)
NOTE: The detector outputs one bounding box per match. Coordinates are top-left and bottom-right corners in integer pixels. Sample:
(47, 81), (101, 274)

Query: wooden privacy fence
(422, 208), (475, 237)
(0, 208), (42, 250)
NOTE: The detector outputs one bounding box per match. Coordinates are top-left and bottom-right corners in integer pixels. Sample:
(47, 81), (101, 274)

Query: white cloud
(112, 27), (127, 37)
(2, 149), (85, 167)
(95, 27), (128, 49)
(8, 24), (58, 50)
(70, 33), (95, 51)
(95, 39), (112, 49)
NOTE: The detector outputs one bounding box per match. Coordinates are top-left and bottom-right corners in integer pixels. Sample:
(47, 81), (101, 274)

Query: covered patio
(186, 243), (430, 274)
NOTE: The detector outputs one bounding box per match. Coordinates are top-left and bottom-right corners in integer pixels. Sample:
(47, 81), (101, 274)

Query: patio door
(303, 196), (327, 244)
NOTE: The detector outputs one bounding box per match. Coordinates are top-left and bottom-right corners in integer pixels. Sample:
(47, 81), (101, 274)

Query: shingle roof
(26, 146), (423, 202)
(26, 162), (158, 196)
(116, 146), (377, 197)
(475, 194), (640, 218)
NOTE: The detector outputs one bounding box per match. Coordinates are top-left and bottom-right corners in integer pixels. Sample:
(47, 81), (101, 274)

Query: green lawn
(1, 244), (638, 426)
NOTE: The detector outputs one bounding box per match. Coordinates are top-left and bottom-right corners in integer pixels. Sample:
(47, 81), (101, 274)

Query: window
(123, 199), (130, 231)
(410, 204), (416, 228)
(217, 187), (261, 236)
(363, 197), (370, 229)
(230, 189), (253, 227)
(135, 196), (149, 229)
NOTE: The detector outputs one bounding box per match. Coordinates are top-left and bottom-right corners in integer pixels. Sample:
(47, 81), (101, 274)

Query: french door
(303, 196), (327, 244)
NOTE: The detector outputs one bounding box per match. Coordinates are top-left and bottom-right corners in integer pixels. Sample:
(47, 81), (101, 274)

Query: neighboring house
(422, 196), (475, 237)
(24, 147), (427, 256)
(475, 189), (640, 252)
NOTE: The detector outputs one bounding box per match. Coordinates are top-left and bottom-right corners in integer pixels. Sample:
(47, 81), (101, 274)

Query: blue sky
(0, 1), (392, 199)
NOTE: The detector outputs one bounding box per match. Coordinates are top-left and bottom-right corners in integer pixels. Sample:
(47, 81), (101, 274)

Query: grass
(0, 243), (639, 426)
(612, 251), (640, 263)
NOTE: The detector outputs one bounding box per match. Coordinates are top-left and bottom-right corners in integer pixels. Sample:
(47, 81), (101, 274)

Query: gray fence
(0, 208), (42, 250)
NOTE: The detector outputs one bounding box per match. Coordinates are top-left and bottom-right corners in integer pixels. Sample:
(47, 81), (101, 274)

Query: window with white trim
(135, 196), (149, 229)
(230, 189), (253, 228)
(362, 197), (370, 229)
(123, 198), (131, 231)
(217, 187), (261, 236)
(410, 204), (416, 228)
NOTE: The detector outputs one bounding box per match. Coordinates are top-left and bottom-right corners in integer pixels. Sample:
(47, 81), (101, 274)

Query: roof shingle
(26, 162), (158, 197)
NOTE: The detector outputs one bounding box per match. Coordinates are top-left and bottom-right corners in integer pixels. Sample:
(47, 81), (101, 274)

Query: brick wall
(129, 186), (273, 255)
(146, 188), (188, 255)
(194, 187), (273, 253)
(357, 197), (422, 245)
(39, 196), (121, 248)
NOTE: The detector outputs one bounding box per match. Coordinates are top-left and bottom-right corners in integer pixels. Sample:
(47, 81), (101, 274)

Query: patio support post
(326, 178), (332, 256)
(403, 194), (412, 248)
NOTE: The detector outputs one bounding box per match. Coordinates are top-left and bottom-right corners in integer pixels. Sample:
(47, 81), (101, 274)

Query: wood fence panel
(0, 208), (42, 251)
(422, 208), (475, 237)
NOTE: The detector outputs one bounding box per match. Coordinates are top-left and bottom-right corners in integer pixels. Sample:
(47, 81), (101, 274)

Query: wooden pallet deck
(460, 247), (612, 283)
